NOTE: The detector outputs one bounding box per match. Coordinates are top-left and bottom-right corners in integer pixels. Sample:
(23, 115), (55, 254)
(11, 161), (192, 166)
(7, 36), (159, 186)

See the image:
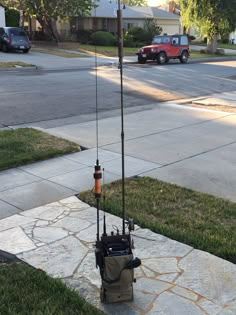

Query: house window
(93, 18), (98, 30)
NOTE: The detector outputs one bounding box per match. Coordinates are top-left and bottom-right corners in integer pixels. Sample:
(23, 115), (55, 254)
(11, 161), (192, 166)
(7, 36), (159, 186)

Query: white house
(67, 0), (180, 36)
(0, 3), (6, 27)
(85, 0), (180, 34)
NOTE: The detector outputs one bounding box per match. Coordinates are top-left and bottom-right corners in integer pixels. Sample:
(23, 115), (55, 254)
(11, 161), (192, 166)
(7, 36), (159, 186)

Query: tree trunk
(46, 19), (61, 42)
(36, 17), (60, 42)
(206, 34), (218, 54)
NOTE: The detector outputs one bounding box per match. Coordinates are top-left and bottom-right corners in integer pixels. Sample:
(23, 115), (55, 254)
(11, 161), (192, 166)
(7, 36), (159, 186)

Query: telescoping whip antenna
(117, 0), (126, 235)
(93, 0), (102, 243)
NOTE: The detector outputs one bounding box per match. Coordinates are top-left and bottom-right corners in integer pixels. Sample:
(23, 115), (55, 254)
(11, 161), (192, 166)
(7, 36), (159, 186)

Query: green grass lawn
(79, 44), (236, 58)
(0, 128), (80, 171)
(30, 43), (236, 59)
(79, 44), (137, 57)
(80, 177), (236, 264)
(192, 42), (236, 50)
(0, 262), (104, 315)
(219, 43), (236, 50)
(190, 50), (232, 58)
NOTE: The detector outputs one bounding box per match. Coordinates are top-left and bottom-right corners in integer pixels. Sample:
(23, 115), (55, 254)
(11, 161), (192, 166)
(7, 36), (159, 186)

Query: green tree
(180, 0), (236, 53)
(123, 0), (147, 6)
(2, 0), (92, 41)
(5, 8), (20, 26)
(143, 19), (162, 42)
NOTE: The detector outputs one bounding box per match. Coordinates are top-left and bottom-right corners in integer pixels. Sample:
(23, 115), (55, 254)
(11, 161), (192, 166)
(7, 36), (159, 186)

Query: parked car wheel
(2, 43), (8, 53)
(23, 49), (29, 53)
(138, 56), (146, 64)
(157, 52), (167, 64)
(180, 51), (189, 63)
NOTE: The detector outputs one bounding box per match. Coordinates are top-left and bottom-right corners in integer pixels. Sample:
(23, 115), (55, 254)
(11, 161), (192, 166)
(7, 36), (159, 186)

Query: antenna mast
(117, 0), (125, 235)
(94, 2), (141, 303)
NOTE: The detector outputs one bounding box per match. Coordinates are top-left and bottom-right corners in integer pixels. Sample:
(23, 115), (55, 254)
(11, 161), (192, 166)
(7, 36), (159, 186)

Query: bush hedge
(5, 8), (20, 27)
(91, 31), (116, 46)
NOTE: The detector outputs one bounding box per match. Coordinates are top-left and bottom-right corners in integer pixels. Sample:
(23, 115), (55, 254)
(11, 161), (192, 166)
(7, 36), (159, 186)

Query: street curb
(125, 55), (236, 65)
(0, 65), (38, 71)
(0, 56), (235, 72)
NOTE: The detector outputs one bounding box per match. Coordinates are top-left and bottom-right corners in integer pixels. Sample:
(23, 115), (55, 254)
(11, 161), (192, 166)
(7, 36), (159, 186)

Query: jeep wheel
(157, 52), (167, 64)
(138, 56), (146, 64)
(180, 51), (189, 63)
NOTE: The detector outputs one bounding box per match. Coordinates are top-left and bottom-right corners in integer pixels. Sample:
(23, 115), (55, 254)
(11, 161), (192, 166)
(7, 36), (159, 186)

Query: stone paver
(0, 227), (36, 254)
(175, 250), (236, 305)
(0, 196), (235, 315)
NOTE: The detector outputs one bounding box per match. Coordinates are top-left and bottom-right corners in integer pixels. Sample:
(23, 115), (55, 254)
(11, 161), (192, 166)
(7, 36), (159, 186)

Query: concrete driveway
(0, 50), (124, 69)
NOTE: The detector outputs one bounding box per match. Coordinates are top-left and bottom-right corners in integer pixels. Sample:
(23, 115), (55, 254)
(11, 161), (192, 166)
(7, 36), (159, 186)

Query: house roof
(91, 0), (179, 20)
(0, 2), (6, 8)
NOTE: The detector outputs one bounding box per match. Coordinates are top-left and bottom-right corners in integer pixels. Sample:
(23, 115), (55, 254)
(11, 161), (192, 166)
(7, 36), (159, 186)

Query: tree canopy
(180, 0), (236, 52)
(2, 0), (92, 41)
(123, 0), (147, 6)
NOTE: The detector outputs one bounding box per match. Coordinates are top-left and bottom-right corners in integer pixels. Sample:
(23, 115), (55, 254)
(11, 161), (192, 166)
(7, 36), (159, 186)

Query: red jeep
(136, 34), (190, 64)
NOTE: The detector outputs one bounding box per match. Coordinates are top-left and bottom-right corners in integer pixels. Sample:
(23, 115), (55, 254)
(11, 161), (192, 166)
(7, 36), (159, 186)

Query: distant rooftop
(91, 0), (179, 19)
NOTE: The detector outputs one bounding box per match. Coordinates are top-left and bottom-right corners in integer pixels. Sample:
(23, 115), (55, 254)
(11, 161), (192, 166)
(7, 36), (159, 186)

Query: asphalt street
(0, 51), (236, 128)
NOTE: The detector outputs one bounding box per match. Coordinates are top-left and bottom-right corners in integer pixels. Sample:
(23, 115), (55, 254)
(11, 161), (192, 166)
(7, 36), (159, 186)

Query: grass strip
(79, 44), (236, 58)
(80, 177), (236, 263)
(0, 128), (80, 171)
(190, 50), (236, 58)
(79, 44), (137, 57)
(31, 43), (236, 59)
(0, 62), (33, 68)
(0, 262), (104, 315)
(192, 42), (236, 50)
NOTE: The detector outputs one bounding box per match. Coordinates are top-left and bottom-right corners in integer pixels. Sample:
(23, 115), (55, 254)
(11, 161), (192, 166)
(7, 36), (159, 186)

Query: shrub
(127, 27), (147, 42)
(221, 38), (229, 44)
(123, 32), (136, 47)
(91, 31), (116, 46)
(188, 35), (196, 41)
(125, 21), (162, 47)
(5, 8), (20, 27)
(215, 48), (225, 55)
(77, 30), (93, 44)
(143, 19), (162, 43)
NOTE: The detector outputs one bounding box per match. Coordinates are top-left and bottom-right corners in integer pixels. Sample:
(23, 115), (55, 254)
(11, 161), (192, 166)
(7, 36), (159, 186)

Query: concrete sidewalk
(1, 97), (236, 214)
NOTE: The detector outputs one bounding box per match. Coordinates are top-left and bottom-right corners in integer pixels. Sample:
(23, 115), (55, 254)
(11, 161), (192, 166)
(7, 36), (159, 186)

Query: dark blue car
(0, 27), (31, 53)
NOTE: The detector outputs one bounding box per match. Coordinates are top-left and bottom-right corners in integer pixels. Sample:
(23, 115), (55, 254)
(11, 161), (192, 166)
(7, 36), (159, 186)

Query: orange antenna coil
(94, 163), (102, 199)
